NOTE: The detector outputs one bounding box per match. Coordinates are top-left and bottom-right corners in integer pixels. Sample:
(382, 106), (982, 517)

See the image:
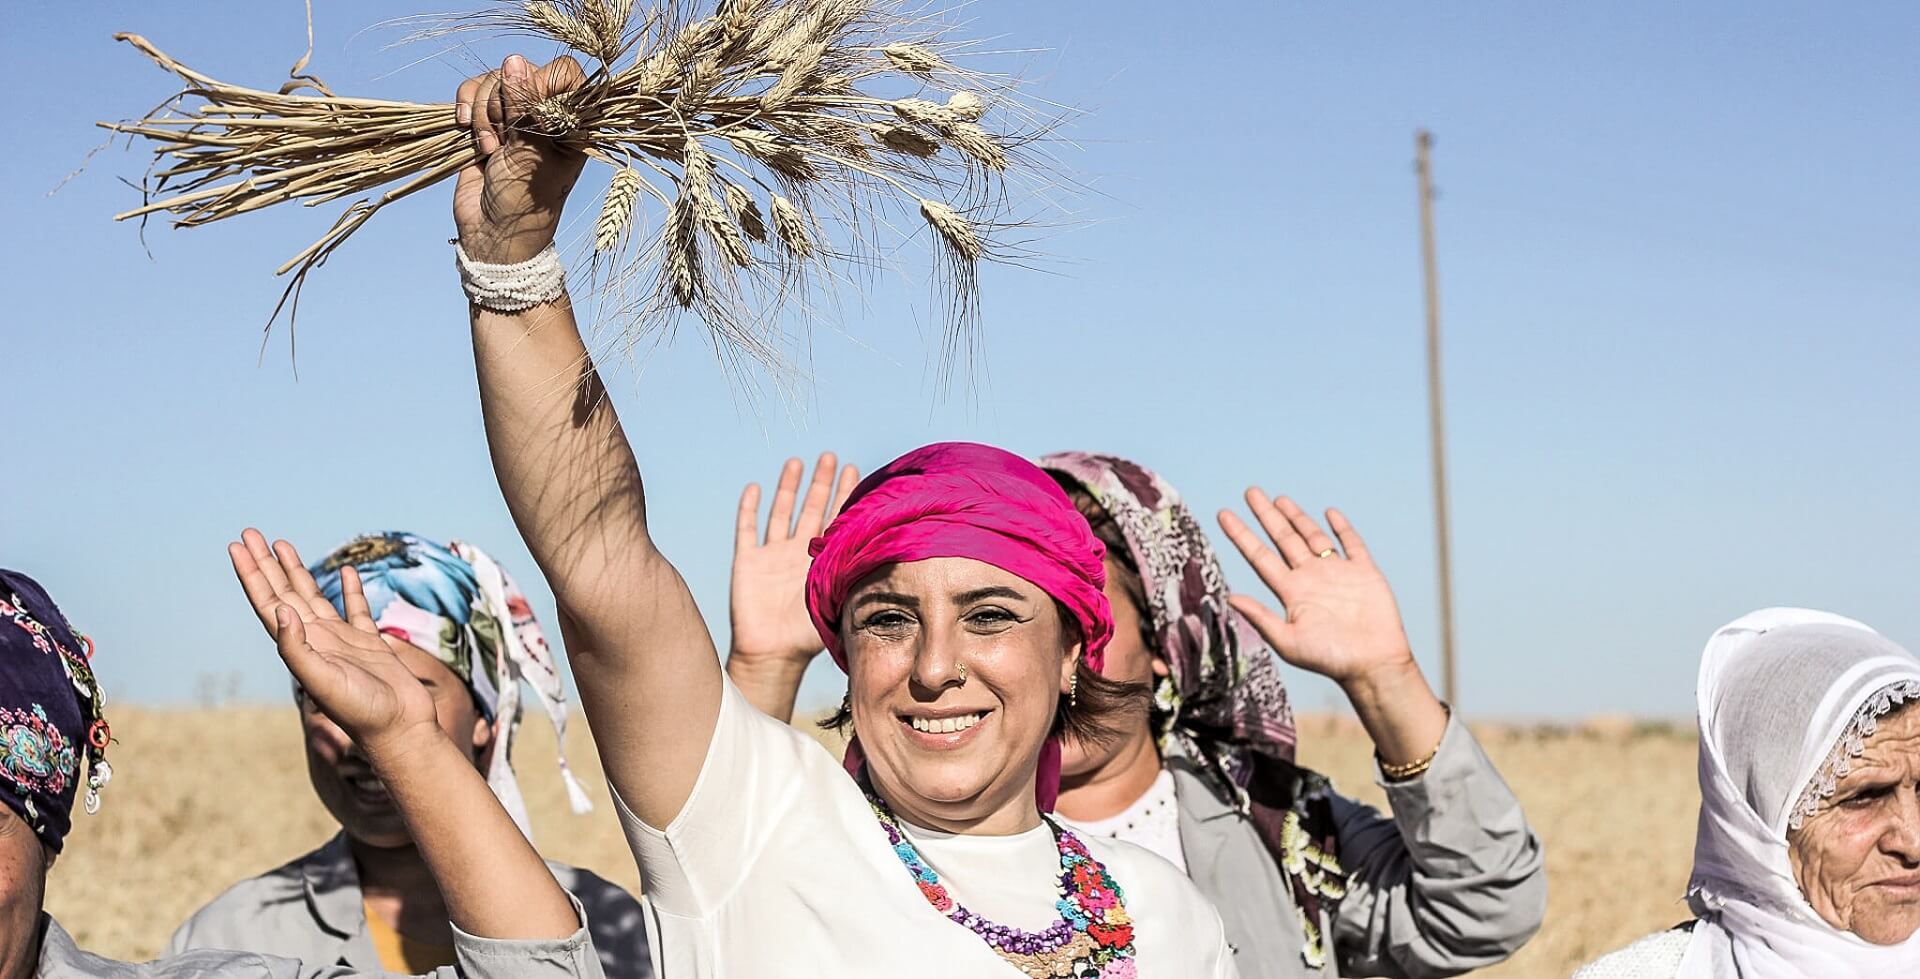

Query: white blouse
(617, 679), (1239, 978)
(1057, 768), (1188, 874)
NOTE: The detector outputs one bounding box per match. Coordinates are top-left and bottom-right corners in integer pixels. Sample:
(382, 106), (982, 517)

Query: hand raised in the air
(730, 452), (861, 665)
(1217, 493), (1416, 689)
(452, 54), (590, 264)
(229, 529), (439, 756)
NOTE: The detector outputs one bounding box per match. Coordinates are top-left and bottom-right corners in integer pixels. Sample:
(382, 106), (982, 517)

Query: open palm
(229, 529), (438, 749)
(729, 453), (860, 663)
(1217, 492), (1414, 686)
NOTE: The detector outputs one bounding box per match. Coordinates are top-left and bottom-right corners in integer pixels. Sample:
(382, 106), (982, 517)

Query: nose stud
(956, 662), (969, 686)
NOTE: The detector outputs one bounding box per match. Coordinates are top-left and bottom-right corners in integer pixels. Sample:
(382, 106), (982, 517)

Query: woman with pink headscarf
(728, 453), (1547, 979)
(445, 56), (1230, 978)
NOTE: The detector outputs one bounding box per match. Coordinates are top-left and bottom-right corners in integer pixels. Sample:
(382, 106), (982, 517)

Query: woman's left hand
(1217, 492), (1415, 688)
(228, 529), (441, 758)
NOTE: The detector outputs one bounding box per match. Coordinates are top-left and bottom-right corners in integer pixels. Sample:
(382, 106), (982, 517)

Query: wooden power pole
(1415, 130), (1459, 707)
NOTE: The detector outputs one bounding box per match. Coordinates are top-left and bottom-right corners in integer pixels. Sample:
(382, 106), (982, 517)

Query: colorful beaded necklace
(866, 790), (1139, 978)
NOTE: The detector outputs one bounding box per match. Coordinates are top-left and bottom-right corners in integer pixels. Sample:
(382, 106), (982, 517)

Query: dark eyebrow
(851, 590), (919, 611)
(957, 586), (1029, 604)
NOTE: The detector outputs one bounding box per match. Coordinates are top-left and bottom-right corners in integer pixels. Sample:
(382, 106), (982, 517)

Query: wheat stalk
(723, 182), (768, 242)
(525, 2), (603, 59)
(919, 198), (980, 261)
(596, 165), (643, 252)
(881, 42), (947, 77)
(945, 91), (984, 122)
(102, 0), (1060, 379)
(769, 194), (814, 259)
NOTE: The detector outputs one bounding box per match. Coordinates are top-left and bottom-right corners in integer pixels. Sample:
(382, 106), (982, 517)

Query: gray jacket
(37, 907), (603, 978)
(168, 833), (650, 979)
(1178, 715), (1547, 979)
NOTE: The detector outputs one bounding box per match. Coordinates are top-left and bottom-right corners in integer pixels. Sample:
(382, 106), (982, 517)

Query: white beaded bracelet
(454, 241), (567, 312)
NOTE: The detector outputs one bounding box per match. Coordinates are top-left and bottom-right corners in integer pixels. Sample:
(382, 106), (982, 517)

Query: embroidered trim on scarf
(1789, 679), (1920, 830)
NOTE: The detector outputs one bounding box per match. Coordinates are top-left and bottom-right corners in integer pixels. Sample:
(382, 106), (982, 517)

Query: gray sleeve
(164, 917), (196, 957)
(435, 894), (607, 979)
(554, 868), (653, 979)
(136, 898), (601, 979)
(1329, 715), (1548, 979)
(165, 885), (264, 958)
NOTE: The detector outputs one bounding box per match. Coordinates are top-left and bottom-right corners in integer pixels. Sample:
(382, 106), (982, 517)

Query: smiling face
(302, 638), (493, 849)
(1789, 703), (1920, 944)
(843, 558), (1080, 831)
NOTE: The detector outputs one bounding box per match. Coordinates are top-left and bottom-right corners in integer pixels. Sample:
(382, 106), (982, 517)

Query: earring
(1069, 673), (1079, 708)
(1152, 673), (1176, 713)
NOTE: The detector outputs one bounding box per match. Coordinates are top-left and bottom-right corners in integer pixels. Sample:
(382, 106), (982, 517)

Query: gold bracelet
(1378, 704), (1451, 782)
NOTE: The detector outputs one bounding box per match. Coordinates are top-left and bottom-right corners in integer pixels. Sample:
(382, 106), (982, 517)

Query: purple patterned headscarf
(1041, 453), (1347, 968)
(1039, 453), (1298, 778)
(0, 569), (112, 854)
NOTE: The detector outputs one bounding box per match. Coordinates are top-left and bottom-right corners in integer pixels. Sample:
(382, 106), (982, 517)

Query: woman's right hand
(228, 530), (441, 760)
(453, 54), (590, 264)
(725, 453), (860, 722)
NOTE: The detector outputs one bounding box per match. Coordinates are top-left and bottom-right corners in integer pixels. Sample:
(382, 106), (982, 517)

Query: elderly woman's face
(843, 558), (1078, 827)
(1789, 704), (1920, 944)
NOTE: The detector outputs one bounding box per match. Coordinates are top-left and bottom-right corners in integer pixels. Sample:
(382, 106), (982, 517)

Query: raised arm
(227, 530), (582, 943)
(724, 452), (859, 722)
(1218, 494), (1545, 975)
(453, 55), (718, 828)
(1216, 493), (1448, 765)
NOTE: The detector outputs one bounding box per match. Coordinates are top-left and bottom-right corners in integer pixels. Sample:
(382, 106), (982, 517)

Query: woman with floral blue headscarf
(1, 550), (607, 978)
(171, 532), (648, 979)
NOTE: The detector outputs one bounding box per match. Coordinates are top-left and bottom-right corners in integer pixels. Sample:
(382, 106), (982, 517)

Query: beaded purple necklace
(865, 790), (1139, 978)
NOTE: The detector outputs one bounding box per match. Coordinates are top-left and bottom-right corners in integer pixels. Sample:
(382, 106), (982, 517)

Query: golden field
(45, 706), (1701, 978)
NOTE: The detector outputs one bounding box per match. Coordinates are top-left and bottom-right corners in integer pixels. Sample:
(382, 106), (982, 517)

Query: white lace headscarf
(1680, 607), (1920, 977)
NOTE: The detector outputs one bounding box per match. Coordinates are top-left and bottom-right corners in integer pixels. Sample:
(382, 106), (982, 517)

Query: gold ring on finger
(1316, 548), (1337, 559)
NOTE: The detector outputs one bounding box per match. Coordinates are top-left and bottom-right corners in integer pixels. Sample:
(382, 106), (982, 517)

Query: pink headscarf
(805, 442), (1114, 810)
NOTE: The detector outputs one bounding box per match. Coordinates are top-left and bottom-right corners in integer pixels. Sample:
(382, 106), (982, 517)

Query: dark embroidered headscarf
(1040, 453), (1348, 968)
(0, 569), (112, 854)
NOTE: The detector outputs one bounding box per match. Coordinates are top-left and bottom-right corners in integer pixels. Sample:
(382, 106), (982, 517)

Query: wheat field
(44, 706), (1700, 977)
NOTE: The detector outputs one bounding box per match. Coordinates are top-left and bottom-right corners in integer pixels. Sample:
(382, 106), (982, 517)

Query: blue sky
(4, 1), (1915, 718)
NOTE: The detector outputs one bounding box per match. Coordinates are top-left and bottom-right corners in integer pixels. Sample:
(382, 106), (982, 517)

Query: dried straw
(769, 194), (814, 259)
(596, 165), (643, 252)
(723, 182), (768, 242)
(102, 0), (1058, 376)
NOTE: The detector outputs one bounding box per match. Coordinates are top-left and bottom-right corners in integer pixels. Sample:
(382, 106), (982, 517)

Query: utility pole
(1415, 130), (1459, 707)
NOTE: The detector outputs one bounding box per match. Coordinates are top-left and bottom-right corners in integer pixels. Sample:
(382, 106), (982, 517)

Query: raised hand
(726, 453), (859, 721)
(453, 54), (590, 264)
(1217, 494), (1448, 766)
(229, 529), (439, 755)
(1217, 493), (1413, 685)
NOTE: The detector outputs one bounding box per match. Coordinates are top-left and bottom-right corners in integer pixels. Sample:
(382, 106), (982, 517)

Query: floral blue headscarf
(309, 532), (590, 838)
(0, 569), (111, 854)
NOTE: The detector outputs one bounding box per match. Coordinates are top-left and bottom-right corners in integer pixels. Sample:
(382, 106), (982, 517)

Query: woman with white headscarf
(1575, 608), (1920, 977)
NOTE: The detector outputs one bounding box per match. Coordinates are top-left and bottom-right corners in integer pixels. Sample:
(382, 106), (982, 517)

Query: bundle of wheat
(103, 0), (1051, 376)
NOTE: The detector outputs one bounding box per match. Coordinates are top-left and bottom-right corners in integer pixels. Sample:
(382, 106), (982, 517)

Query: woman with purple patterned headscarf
(725, 452), (1549, 979)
